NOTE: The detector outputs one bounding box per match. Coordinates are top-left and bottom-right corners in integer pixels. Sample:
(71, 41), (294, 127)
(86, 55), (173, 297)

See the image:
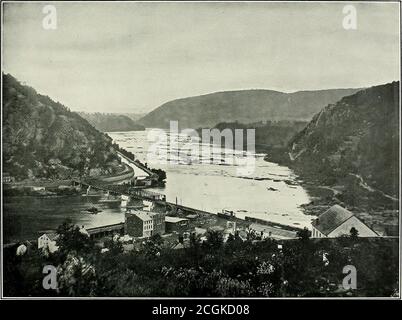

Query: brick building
(125, 210), (165, 238)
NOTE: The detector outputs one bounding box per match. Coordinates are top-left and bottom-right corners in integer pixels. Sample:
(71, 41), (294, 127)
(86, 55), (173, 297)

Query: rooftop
(127, 211), (153, 222)
(312, 205), (354, 236)
(127, 209), (163, 221)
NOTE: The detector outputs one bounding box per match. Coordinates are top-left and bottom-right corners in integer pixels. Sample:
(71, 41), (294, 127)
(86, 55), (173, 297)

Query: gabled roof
(312, 205), (354, 236)
(128, 211), (153, 222)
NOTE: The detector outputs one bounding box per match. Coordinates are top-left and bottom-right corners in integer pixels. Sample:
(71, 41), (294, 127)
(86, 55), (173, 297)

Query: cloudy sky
(3, 2), (400, 113)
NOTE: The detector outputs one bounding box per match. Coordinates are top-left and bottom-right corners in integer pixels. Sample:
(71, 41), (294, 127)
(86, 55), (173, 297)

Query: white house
(38, 233), (59, 253)
(311, 205), (378, 238)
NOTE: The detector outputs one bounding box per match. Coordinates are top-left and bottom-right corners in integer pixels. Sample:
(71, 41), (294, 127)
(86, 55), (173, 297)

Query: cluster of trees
(3, 220), (399, 297)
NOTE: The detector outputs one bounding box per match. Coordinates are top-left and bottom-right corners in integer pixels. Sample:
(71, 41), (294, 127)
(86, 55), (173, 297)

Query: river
(3, 129), (314, 243)
(109, 130), (314, 226)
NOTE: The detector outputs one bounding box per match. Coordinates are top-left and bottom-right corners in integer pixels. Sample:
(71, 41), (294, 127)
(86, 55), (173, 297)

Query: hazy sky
(3, 2), (400, 113)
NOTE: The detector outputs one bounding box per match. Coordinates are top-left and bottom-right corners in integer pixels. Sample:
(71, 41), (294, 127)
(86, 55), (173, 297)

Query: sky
(2, 2), (400, 114)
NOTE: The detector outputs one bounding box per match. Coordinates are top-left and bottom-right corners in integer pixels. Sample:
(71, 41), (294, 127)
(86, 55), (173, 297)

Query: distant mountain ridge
(2, 74), (120, 180)
(78, 112), (145, 132)
(138, 88), (362, 128)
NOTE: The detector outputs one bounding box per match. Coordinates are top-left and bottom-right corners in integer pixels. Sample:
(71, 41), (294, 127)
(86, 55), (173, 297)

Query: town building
(150, 211), (166, 235)
(86, 222), (125, 239)
(311, 205), (379, 238)
(165, 216), (190, 234)
(125, 210), (165, 238)
(38, 233), (59, 253)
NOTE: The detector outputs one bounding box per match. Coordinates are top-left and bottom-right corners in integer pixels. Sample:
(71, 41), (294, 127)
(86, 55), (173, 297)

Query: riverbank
(262, 153), (399, 237)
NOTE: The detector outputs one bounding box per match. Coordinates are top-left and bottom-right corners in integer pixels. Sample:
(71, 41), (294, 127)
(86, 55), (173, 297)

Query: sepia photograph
(0, 0), (400, 302)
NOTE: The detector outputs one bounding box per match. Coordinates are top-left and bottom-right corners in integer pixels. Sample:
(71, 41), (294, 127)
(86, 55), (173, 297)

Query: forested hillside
(289, 82), (399, 210)
(2, 74), (120, 180)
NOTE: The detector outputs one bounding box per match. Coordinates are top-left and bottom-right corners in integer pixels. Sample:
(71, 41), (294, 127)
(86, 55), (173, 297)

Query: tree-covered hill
(289, 82), (400, 210)
(2, 73), (120, 180)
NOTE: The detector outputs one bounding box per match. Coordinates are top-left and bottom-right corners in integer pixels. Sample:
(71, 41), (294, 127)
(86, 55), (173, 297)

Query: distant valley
(79, 112), (145, 132)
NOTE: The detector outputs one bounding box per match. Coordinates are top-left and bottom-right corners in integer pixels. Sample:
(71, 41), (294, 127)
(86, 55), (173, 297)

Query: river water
(4, 129), (314, 243)
(109, 130), (314, 226)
